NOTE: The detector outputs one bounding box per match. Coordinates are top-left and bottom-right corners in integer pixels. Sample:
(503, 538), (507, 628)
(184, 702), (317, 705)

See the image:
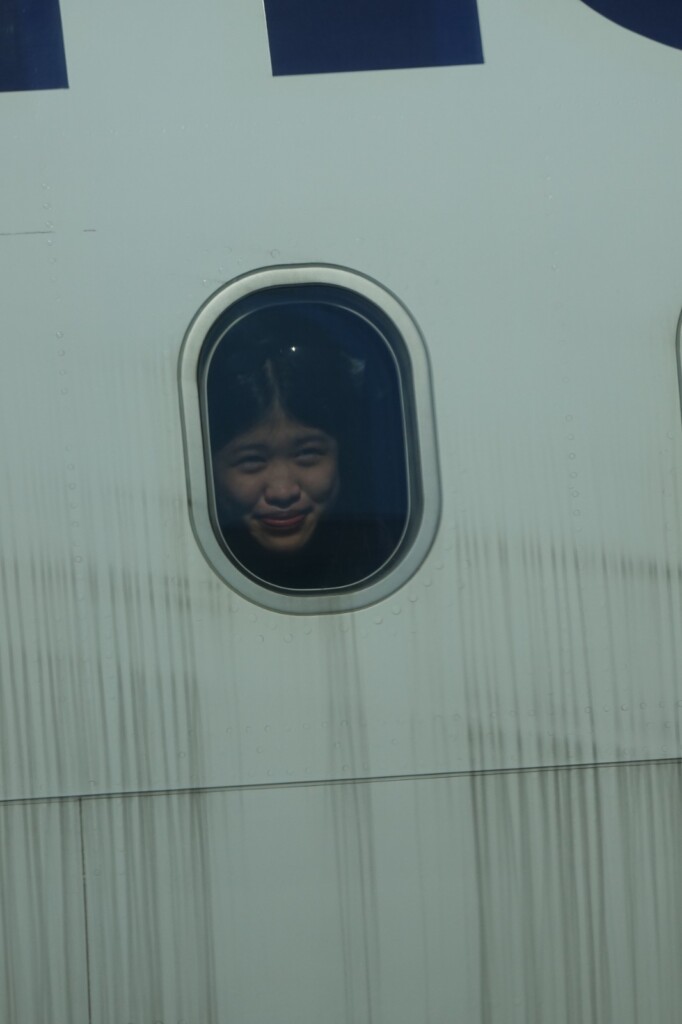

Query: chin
(250, 527), (313, 554)
(262, 538), (305, 554)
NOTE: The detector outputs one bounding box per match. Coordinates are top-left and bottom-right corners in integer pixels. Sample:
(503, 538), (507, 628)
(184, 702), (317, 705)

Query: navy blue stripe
(264, 0), (483, 76)
(581, 0), (682, 51)
(0, 0), (68, 93)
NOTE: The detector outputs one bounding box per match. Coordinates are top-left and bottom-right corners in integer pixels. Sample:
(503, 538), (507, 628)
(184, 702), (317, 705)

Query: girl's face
(215, 406), (340, 554)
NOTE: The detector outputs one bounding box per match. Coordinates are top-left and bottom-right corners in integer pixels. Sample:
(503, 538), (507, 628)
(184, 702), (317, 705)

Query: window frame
(178, 264), (440, 614)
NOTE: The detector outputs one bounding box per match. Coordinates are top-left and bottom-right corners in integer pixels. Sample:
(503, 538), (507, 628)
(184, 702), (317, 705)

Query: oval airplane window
(179, 265), (440, 613)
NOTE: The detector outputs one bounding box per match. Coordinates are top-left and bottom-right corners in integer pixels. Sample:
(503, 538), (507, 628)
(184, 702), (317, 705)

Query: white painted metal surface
(1, 0), (682, 800)
(0, 801), (88, 1021)
(81, 764), (682, 1023)
(1, 0), (682, 1019)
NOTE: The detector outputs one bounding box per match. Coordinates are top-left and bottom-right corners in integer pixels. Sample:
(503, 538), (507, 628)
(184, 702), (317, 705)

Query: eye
(232, 454), (267, 472)
(295, 446), (327, 466)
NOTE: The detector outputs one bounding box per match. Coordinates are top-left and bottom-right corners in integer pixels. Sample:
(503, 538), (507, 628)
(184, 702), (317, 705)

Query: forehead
(225, 408), (334, 450)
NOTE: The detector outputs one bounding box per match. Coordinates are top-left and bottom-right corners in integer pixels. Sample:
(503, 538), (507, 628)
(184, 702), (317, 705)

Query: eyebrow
(292, 432), (331, 444)
(226, 443), (268, 456)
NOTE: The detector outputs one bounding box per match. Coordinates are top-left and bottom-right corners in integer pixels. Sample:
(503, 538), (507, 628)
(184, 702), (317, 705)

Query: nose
(263, 463), (302, 507)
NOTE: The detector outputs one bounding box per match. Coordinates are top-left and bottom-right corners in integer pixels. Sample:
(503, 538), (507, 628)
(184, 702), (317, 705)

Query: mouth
(257, 511), (310, 532)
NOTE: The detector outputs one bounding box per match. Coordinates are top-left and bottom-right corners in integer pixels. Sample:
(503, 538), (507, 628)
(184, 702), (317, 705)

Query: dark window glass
(199, 286), (410, 592)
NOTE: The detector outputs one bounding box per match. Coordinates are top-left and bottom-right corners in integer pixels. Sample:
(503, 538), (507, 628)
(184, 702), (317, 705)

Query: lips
(257, 511), (309, 531)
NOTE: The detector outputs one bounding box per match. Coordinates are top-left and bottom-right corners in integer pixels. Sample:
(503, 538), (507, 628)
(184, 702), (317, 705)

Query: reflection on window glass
(202, 294), (408, 591)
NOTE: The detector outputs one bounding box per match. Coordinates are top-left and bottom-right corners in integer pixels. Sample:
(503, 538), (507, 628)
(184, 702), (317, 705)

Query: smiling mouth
(258, 512), (309, 532)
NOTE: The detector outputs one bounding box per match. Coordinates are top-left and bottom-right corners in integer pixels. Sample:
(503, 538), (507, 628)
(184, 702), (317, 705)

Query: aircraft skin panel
(79, 764), (682, 1024)
(3, 522), (682, 798)
(0, 801), (88, 1023)
(2, 0), (682, 801)
(2, 0), (682, 1019)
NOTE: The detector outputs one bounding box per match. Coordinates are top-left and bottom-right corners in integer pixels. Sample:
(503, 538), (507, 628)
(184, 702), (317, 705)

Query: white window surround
(178, 264), (441, 614)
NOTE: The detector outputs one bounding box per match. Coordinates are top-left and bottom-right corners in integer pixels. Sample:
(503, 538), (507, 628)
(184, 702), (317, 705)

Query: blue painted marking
(0, 0), (68, 93)
(263, 0), (483, 76)
(581, 0), (682, 51)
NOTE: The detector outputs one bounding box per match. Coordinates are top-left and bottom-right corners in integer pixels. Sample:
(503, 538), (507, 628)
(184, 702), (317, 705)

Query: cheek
(221, 471), (260, 511)
(307, 462), (340, 503)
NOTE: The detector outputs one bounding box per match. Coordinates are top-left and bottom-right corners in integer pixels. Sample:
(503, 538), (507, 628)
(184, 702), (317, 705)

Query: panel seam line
(1, 755), (681, 806)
